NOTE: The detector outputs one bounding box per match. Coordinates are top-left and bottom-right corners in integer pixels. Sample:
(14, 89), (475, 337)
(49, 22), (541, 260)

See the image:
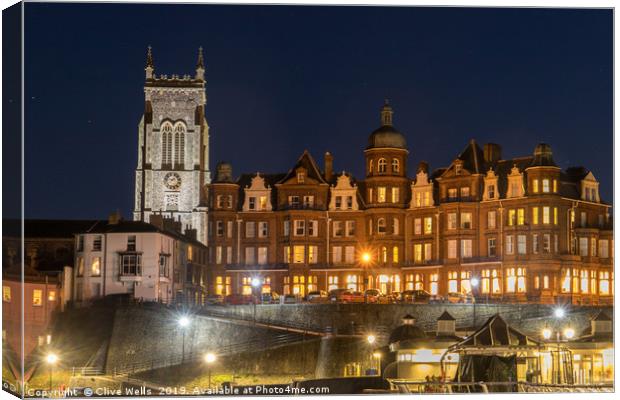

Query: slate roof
(438, 310), (456, 321)
(454, 314), (541, 347)
(277, 150), (328, 185)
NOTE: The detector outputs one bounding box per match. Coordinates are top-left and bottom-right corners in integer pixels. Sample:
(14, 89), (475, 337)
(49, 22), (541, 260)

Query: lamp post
(470, 278), (479, 328)
(541, 309), (575, 385)
(178, 316), (190, 363)
(361, 252), (372, 295)
(204, 353), (217, 389)
(372, 352), (382, 376)
(251, 278), (261, 324)
(366, 335), (376, 375)
(45, 353), (58, 391)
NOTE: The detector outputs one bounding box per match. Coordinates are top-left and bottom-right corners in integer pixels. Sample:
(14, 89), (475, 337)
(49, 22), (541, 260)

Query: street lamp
(542, 328), (552, 340)
(553, 307), (565, 319)
(367, 334), (376, 345)
(563, 328), (575, 340)
(178, 316), (191, 363)
(204, 353), (217, 389)
(45, 353), (58, 390)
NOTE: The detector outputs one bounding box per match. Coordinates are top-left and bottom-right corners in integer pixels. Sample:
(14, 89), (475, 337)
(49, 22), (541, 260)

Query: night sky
(19, 4), (612, 219)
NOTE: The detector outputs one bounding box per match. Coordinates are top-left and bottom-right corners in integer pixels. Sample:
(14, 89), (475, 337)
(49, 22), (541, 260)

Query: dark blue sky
(21, 4), (612, 219)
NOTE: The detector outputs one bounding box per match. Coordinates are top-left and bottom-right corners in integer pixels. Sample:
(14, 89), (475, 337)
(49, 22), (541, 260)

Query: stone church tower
(133, 47), (210, 244)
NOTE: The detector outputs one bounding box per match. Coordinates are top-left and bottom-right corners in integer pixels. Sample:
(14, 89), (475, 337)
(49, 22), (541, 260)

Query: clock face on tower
(164, 172), (182, 190)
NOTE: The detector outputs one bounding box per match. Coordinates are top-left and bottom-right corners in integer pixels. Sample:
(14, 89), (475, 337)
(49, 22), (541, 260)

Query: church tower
(133, 47), (211, 244)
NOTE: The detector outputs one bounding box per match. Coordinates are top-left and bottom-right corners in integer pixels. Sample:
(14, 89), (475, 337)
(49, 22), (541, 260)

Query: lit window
(392, 218), (399, 235)
(448, 271), (458, 293)
(532, 207), (539, 225)
(283, 246), (291, 263)
(259, 196), (267, 210)
(448, 188), (457, 199)
(505, 268), (516, 293)
(333, 221), (343, 237)
(553, 207), (558, 225)
(392, 187), (400, 203)
(561, 269), (571, 293)
(328, 276), (339, 291)
(430, 274), (438, 295)
(532, 179), (539, 193)
(460, 271), (472, 294)
(505, 235), (514, 255)
(293, 246), (305, 264)
(414, 244), (422, 263)
(542, 179), (550, 193)
(258, 247), (268, 265)
(77, 257), (85, 277)
(508, 209), (516, 226)
(48, 291), (56, 301)
(542, 207), (550, 224)
(414, 218), (422, 235)
(32, 290), (43, 307)
(414, 274), (424, 290)
(424, 217), (432, 234)
(393, 247), (399, 264)
(460, 213), (472, 229)
(424, 243), (432, 261)
(599, 240), (609, 258)
(517, 209), (525, 225)
(377, 187), (386, 203)
(461, 187), (470, 198)
(91, 257), (101, 276)
(244, 247), (255, 265)
(580, 270), (589, 293)
(381, 247), (387, 263)
(346, 221), (356, 236)
(308, 246), (318, 264)
(599, 271), (610, 295)
(481, 270), (491, 294)
(553, 179), (558, 192)
(2, 286), (10, 303)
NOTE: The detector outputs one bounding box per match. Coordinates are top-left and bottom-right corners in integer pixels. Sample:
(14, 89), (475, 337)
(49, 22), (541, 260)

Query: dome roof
(530, 142), (556, 167)
(389, 323), (426, 344)
(367, 100), (407, 150)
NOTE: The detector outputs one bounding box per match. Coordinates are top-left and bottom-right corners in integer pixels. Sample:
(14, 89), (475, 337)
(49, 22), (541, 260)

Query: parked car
(306, 290), (328, 303)
(328, 288), (349, 302)
(429, 294), (445, 304)
(342, 291), (366, 303)
(282, 294), (300, 304)
(388, 291), (401, 303)
(225, 294), (256, 305)
(364, 289), (381, 303)
(260, 291), (280, 304)
(206, 294), (224, 305)
(447, 292), (476, 304)
(401, 290), (431, 303)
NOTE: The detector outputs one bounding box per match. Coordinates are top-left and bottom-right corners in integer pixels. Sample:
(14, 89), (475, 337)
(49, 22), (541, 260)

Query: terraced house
(206, 101), (613, 305)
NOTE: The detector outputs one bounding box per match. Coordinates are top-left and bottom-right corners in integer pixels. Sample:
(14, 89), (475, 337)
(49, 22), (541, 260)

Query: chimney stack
(483, 143), (502, 164)
(149, 213), (164, 230)
(108, 210), (122, 225)
(324, 152), (333, 182)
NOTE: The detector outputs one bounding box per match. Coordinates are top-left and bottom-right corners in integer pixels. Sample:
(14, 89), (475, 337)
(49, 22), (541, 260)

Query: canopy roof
(450, 314), (542, 350)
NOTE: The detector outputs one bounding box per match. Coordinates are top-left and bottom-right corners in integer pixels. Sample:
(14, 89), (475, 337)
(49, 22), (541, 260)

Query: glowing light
(372, 352), (382, 359)
(470, 278), (479, 288)
(553, 308), (565, 319)
(542, 328), (552, 340)
(178, 316), (190, 327)
(563, 328), (575, 339)
(204, 353), (217, 363)
(251, 278), (261, 287)
(361, 252), (371, 263)
(46, 353), (58, 364)
(367, 335), (376, 344)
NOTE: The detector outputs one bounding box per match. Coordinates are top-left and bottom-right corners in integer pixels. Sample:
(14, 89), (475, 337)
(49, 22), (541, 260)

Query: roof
(453, 314), (541, 347)
(84, 220), (206, 248)
(367, 125), (407, 150)
(277, 150), (328, 185)
(389, 323), (426, 344)
(3, 219), (100, 239)
(438, 311), (456, 321)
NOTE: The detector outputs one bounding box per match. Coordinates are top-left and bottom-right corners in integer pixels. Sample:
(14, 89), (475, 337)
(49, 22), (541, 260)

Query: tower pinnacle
(145, 46), (154, 80)
(195, 46), (205, 81)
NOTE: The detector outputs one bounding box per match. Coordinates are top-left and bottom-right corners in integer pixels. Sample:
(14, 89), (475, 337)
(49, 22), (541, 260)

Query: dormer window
(289, 196), (300, 207)
(259, 196), (267, 210)
(297, 172), (305, 183)
(378, 158), (387, 174)
(303, 195), (314, 208)
(488, 185), (495, 199)
(460, 187), (470, 198)
(335, 196), (342, 209)
(455, 161), (463, 175)
(448, 188), (457, 199)
(249, 197), (256, 210)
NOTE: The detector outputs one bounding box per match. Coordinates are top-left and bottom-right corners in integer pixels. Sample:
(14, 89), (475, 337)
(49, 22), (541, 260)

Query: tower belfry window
(378, 158), (387, 173)
(161, 122), (173, 165)
(174, 123), (186, 167)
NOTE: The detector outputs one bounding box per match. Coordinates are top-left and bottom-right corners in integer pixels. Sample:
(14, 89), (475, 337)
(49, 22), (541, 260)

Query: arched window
(174, 123), (186, 167)
(377, 218), (386, 234)
(392, 158), (400, 174)
(378, 158), (387, 173)
(368, 159), (373, 175)
(161, 122), (173, 165)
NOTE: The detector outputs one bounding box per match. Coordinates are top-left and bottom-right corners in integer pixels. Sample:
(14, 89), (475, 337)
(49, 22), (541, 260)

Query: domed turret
(388, 314), (426, 344)
(367, 100), (407, 150)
